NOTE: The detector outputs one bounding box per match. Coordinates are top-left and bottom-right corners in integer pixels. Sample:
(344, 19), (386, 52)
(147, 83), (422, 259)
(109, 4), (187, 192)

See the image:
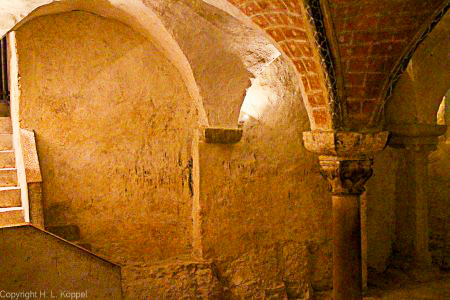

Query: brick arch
(226, 0), (334, 130)
(384, 7), (450, 126)
(328, 0), (448, 129)
(380, 3), (450, 122)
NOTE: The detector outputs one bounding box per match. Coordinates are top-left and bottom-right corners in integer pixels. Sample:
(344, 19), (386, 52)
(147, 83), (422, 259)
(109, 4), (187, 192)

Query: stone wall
(12, 7), (449, 300)
(197, 57), (332, 298)
(16, 11), (199, 294)
(0, 225), (122, 298)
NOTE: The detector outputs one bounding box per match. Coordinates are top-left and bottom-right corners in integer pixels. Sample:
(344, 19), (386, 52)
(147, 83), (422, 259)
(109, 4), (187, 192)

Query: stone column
(389, 124), (446, 273)
(303, 131), (388, 300)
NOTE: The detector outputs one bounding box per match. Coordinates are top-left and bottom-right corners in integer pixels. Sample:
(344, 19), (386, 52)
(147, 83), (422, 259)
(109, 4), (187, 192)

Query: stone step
(0, 208), (24, 227)
(0, 134), (13, 150)
(0, 117), (12, 133)
(0, 187), (21, 208)
(0, 151), (15, 168)
(46, 225), (81, 242)
(0, 168), (18, 187)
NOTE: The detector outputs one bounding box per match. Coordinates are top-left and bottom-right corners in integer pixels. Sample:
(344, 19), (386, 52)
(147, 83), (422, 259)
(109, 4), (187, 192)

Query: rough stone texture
(16, 10), (198, 291)
(122, 260), (223, 299)
(21, 128), (42, 183)
(1, 0), (210, 127)
(2, 2), (447, 299)
(198, 57), (332, 297)
(0, 224), (122, 299)
(28, 182), (44, 229)
(303, 131), (388, 158)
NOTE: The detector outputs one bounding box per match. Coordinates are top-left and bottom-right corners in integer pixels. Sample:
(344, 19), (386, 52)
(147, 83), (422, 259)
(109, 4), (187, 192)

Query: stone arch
(204, 0), (335, 130)
(384, 9), (450, 127)
(0, 0), (209, 127)
(381, 4), (449, 126)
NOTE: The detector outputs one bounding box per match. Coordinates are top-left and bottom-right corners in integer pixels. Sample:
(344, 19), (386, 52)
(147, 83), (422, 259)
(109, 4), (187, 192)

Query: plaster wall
(16, 11), (198, 267)
(198, 57), (332, 298)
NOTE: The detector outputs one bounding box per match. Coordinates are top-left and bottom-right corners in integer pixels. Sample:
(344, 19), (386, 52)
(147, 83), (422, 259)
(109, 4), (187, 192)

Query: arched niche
(1, 0), (209, 126)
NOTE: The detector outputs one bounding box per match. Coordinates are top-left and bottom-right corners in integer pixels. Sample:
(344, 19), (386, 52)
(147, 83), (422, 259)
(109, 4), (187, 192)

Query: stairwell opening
(0, 35), (9, 117)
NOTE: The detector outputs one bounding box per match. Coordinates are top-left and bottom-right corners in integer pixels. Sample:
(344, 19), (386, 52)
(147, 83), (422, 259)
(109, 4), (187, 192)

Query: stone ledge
(203, 127), (243, 144)
(387, 124), (447, 150)
(302, 131), (389, 158)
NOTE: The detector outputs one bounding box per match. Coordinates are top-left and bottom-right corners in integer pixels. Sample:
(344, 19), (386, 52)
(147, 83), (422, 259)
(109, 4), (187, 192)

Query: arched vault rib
(143, 0), (281, 128)
(207, 0), (336, 130)
(385, 10), (450, 127)
(0, 0), (209, 127)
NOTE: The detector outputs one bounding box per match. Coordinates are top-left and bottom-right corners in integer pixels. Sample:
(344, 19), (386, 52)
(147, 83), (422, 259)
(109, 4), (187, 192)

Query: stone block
(0, 187), (21, 207)
(0, 168), (18, 186)
(204, 127), (243, 144)
(0, 134), (13, 150)
(0, 117), (12, 133)
(0, 150), (15, 168)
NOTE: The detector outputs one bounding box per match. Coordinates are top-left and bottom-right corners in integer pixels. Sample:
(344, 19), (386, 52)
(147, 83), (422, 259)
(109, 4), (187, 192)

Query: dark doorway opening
(0, 36), (9, 117)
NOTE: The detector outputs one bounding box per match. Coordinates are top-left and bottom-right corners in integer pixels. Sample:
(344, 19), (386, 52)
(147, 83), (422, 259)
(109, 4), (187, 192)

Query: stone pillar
(303, 131), (388, 300)
(389, 124), (446, 273)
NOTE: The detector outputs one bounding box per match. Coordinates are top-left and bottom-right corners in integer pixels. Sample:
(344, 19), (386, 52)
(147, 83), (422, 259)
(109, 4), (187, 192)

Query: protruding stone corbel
(388, 123), (446, 151)
(202, 127), (243, 144)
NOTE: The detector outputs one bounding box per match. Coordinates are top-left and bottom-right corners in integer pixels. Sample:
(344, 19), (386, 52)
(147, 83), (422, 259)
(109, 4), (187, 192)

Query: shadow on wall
(199, 56), (333, 298)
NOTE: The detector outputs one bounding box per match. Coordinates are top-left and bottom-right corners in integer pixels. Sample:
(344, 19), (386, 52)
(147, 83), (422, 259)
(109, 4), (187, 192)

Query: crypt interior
(0, 0), (449, 299)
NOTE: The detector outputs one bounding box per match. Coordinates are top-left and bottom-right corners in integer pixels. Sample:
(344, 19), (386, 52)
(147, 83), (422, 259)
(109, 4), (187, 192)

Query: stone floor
(365, 273), (450, 299)
(315, 271), (450, 299)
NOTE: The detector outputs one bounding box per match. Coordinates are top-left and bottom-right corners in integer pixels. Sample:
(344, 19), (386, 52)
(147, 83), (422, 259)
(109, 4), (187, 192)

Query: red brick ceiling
(227, 0), (333, 129)
(226, 0), (447, 130)
(329, 0), (446, 127)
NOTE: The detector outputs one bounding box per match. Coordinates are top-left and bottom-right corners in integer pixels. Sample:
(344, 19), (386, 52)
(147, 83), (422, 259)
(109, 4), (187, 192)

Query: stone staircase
(0, 116), (25, 226)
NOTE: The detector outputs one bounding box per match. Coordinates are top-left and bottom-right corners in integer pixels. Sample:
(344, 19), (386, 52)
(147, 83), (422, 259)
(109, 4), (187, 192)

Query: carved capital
(319, 157), (373, 195)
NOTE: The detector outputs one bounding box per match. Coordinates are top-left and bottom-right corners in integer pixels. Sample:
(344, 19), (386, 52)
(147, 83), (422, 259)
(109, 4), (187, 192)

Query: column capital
(319, 157), (373, 195)
(388, 123), (446, 151)
(303, 131), (388, 195)
(302, 131), (389, 159)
